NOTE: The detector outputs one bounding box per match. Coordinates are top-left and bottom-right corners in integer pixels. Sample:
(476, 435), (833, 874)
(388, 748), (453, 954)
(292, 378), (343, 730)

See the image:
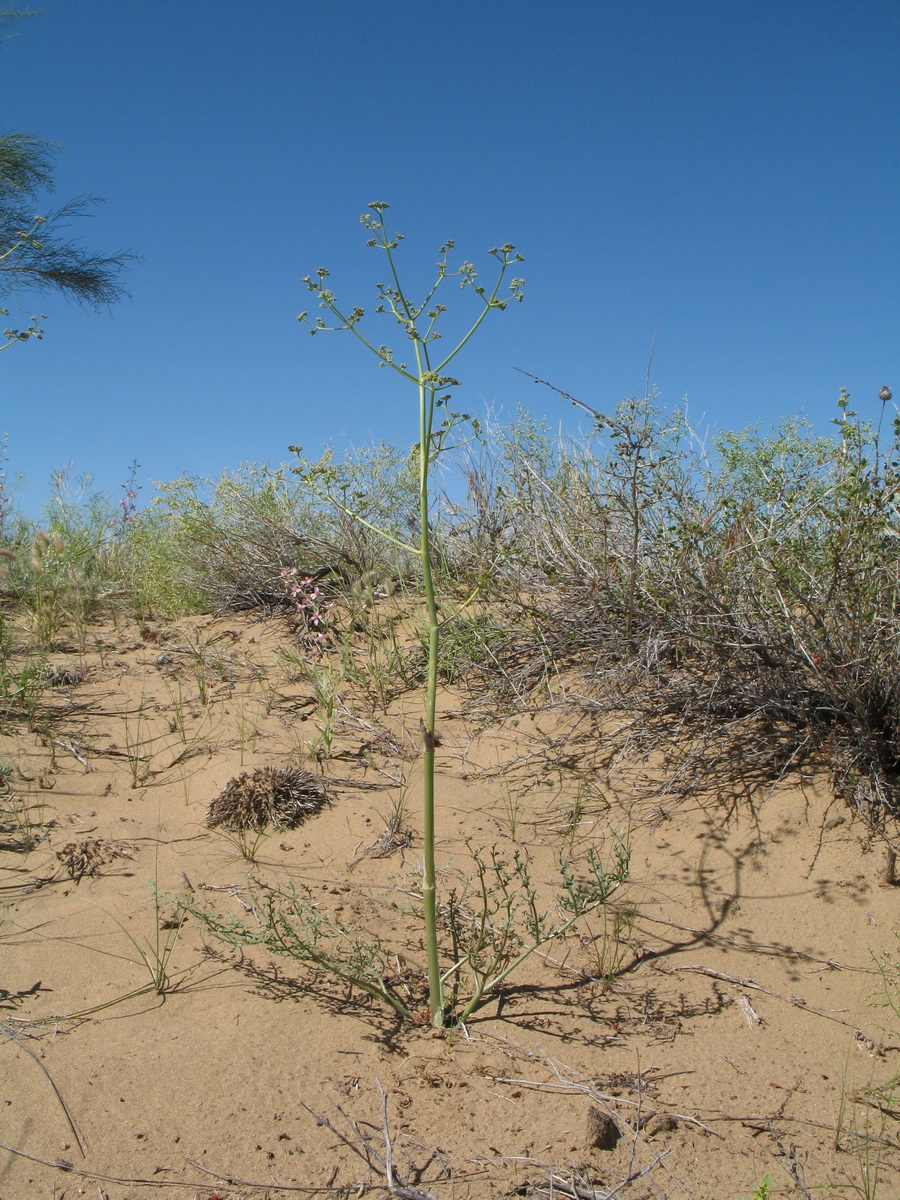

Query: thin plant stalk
(1, 1023), (86, 1155)
(298, 203), (523, 1025)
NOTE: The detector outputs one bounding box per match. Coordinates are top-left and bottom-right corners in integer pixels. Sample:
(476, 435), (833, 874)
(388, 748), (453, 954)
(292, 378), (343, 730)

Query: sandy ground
(2, 609), (899, 1200)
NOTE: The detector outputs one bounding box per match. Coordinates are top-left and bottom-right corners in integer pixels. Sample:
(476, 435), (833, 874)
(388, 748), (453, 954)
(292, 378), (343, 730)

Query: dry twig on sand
(0, 1022), (86, 1156)
(301, 1079), (445, 1199)
(0, 1139), (349, 1194)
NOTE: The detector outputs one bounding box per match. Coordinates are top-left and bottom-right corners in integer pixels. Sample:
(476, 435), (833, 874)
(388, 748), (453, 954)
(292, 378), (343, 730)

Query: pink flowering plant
(109, 459), (141, 537)
(280, 567), (334, 647)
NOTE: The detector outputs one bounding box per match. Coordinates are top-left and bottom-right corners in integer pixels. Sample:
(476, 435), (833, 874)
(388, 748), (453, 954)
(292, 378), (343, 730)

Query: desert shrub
(120, 487), (209, 618)
(124, 448), (421, 619)
(690, 398), (900, 811)
(493, 386), (900, 816)
(431, 451), (517, 590)
(290, 441), (421, 572)
(497, 390), (697, 617)
(0, 467), (126, 645)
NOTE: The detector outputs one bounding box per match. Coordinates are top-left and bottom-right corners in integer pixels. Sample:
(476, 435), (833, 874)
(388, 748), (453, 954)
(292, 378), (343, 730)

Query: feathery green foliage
(0, 10), (137, 324)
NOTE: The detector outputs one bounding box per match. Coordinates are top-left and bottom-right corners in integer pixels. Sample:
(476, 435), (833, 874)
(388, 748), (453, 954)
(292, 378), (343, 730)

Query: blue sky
(1, 0), (897, 516)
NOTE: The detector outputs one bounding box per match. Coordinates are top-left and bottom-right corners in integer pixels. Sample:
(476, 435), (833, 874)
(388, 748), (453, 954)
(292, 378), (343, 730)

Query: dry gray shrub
(478, 386), (900, 822)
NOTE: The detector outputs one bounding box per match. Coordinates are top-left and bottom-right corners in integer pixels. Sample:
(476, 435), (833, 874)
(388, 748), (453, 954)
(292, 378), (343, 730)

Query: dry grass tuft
(205, 765), (330, 831)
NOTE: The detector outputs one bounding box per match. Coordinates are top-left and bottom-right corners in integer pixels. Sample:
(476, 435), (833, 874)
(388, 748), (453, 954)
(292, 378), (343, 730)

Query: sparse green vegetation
(3, 383), (900, 815)
(1, 210), (898, 1188)
(3, 387), (899, 1195)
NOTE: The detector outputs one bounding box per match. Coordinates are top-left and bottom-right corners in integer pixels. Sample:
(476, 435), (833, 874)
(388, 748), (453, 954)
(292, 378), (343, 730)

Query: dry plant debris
(54, 837), (135, 883)
(585, 1105), (620, 1150)
(205, 764), (330, 831)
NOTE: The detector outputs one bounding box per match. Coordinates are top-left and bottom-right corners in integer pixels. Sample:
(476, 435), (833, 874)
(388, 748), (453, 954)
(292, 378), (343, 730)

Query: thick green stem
(418, 376), (444, 1026)
(300, 212), (523, 1027)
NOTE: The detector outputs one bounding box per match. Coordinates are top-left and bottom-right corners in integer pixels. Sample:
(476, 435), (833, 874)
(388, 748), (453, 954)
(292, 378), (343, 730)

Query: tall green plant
(297, 203), (524, 1025)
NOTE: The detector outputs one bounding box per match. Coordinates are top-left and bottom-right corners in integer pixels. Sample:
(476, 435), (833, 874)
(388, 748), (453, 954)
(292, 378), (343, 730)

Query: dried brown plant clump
(56, 838), (135, 883)
(205, 765), (330, 832)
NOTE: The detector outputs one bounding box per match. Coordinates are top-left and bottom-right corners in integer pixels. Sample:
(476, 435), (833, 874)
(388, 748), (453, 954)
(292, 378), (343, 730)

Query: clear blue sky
(2, 0), (897, 516)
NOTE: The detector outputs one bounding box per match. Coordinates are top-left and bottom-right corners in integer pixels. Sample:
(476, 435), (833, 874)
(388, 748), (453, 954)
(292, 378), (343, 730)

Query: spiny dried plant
(205, 765), (330, 832)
